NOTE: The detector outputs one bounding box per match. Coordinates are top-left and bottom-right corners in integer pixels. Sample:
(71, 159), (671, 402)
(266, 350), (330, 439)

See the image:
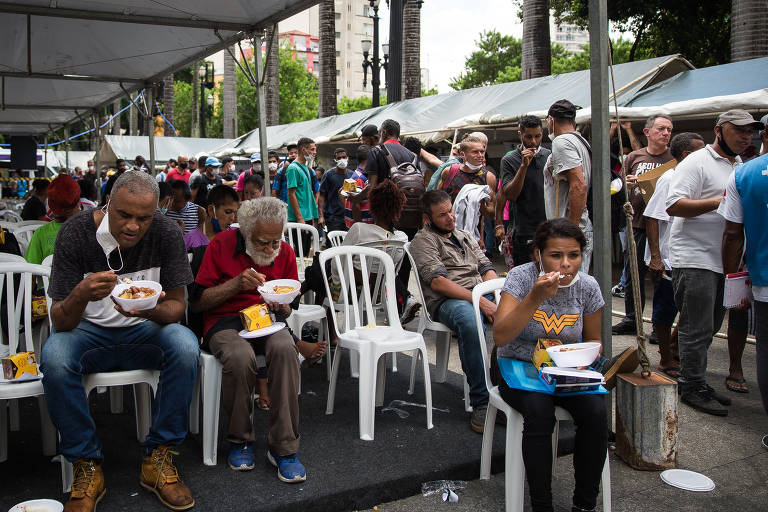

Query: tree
(731, 0), (768, 62)
(222, 46), (238, 138)
(318, 0), (337, 118)
(549, 0), (731, 67)
(449, 31), (522, 90)
(402, 0), (422, 99)
(265, 24), (280, 126)
(162, 74), (176, 136)
(521, 0), (551, 80)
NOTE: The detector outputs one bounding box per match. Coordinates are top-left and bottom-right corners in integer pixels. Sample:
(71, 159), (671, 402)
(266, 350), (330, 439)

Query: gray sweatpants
(672, 268), (725, 391)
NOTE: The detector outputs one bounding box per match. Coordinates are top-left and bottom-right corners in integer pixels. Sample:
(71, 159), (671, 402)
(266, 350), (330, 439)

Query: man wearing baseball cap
(666, 109), (762, 416)
(360, 124), (379, 147)
(26, 174), (82, 264)
(191, 156), (223, 208)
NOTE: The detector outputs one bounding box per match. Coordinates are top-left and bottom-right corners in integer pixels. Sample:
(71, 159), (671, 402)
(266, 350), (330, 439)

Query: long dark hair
(533, 218), (586, 253)
(368, 179), (406, 229)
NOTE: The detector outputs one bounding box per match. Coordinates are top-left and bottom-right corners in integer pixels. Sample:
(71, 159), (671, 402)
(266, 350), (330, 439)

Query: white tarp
(96, 135), (233, 165)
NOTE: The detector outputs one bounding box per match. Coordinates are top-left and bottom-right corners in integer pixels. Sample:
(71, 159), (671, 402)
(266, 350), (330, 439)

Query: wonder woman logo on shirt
(532, 311), (580, 335)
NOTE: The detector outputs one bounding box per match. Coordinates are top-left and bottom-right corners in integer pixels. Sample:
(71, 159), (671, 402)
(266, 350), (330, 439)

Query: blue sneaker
(228, 442), (255, 471)
(267, 450), (307, 483)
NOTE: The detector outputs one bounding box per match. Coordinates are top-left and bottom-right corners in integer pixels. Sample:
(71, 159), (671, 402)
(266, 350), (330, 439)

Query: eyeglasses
(252, 238), (282, 249)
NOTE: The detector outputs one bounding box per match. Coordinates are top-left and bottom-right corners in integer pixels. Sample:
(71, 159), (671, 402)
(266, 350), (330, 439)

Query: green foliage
(171, 48), (318, 137)
(450, 32), (645, 90)
(337, 95), (387, 114)
(548, 0), (730, 67)
(421, 86), (438, 97)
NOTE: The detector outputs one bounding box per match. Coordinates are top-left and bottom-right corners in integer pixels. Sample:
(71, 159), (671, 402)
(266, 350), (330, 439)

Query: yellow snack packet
(239, 304), (273, 331)
(2, 351), (38, 380)
(532, 338), (562, 370)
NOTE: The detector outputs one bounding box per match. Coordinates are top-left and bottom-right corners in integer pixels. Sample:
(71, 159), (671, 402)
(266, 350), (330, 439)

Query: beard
(246, 240), (280, 267)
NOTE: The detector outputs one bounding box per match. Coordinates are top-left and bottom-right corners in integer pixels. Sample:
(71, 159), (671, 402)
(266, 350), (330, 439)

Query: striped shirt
(165, 202), (200, 235)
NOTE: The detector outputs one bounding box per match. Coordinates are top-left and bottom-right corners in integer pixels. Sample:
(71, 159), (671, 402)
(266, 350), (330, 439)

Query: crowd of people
(3, 103), (767, 512)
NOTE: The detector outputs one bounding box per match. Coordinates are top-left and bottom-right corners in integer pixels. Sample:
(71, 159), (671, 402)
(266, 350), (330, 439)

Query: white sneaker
(400, 297), (421, 325)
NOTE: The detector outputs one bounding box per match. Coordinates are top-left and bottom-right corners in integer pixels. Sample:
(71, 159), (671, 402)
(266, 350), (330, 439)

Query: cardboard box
(532, 338), (562, 370)
(240, 304), (273, 331)
(2, 351), (38, 380)
(636, 159), (677, 204)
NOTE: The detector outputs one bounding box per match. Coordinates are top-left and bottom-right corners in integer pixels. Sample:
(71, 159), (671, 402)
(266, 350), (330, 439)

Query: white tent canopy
(0, 0), (319, 135)
(96, 135), (233, 165)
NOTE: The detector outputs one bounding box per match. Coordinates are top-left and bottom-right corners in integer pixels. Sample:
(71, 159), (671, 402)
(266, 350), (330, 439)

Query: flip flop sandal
(658, 366), (680, 379)
(256, 396), (271, 411)
(725, 377), (749, 393)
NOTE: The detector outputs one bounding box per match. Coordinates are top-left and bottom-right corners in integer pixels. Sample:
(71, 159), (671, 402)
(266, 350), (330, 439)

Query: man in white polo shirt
(666, 109), (761, 416)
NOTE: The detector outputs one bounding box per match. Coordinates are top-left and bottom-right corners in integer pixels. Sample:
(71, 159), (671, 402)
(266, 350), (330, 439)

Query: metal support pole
(254, 32), (270, 197)
(589, 0), (611, 358)
(43, 135), (48, 175)
(387, 0), (403, 104)
(147, 87), (156, 175)
(64, 126), (70, 171)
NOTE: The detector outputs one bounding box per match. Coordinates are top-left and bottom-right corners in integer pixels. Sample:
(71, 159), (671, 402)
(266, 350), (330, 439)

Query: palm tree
(129, 92), (138, 135)
(731, 0), (768, 61)
(318, 0), (337, 118)
(163, 74), (175, 136)
(265, 24), (280, 126)
(191, 61), (200, 137)
(521, 0), (551, 80)
(402, 0), (422, 99)
(222, 46), (238, 138)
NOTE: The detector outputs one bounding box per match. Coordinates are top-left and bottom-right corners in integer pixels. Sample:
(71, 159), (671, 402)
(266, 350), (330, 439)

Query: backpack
(570, 132), (626, 233)
(380, 144), (425, 230)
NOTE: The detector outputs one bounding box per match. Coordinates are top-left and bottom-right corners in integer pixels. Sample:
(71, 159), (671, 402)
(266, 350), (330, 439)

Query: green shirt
(286, 161), (319, 222)
(25, 221), (62, 265)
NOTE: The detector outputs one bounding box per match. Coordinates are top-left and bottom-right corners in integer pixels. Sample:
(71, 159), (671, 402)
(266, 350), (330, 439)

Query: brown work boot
(140, 446), (195, 511)
(64, 459), (106, 512)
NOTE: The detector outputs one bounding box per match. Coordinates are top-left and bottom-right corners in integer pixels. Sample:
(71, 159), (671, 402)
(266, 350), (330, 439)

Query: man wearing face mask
(410, 190), (499, 433)
(495, 115), (551, 268)
(317, 148), (351, 236)
(41, 171), (199, 512)
(166, 155), (191, 184)
(665, 110), (762, 417)
(285, 137), (319, 231)
(190, 197), (308, 482)
(543, 99), (593, 272)
(84, 160), (97, 185)
(190, 156), (223, 208)
(219, 156), (239, 188)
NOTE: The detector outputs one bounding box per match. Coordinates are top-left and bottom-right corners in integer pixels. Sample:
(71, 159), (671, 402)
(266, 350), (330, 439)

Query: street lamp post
(361, 0), (389, 107)
(198, 62), (214, 138)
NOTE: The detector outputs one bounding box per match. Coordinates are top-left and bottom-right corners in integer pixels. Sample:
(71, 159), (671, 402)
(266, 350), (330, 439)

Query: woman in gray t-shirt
(492, 218), (607, 512)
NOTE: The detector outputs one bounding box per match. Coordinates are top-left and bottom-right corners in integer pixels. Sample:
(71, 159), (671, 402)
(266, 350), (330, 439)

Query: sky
(377, 0), (524, 93)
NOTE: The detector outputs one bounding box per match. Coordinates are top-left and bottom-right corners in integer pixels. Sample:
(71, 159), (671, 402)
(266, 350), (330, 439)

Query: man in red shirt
(190, 197), (306, 483)
(166, 154), (192, 183)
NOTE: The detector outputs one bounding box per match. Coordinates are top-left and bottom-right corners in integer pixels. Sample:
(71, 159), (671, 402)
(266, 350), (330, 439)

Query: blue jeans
(436, 296), (492, 407)
(41, 320), (200, 462)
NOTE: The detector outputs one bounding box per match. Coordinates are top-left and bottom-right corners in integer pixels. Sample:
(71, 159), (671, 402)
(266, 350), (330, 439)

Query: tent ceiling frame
(0, 71), (144, 84)
(0, 104), (94, 110)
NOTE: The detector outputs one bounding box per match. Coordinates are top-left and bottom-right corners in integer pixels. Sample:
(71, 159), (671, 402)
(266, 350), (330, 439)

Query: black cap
(333, 148), (347, 156)
(361, 124), (378, 137)
(547, 99), (577, 119)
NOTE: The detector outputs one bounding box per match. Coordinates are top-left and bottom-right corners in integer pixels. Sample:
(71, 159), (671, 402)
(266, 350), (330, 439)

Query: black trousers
(397, 226), (418, 290)
(623, 228), (648, 323)
(497, 376), (608, 512)
(755, 301), (768, 417)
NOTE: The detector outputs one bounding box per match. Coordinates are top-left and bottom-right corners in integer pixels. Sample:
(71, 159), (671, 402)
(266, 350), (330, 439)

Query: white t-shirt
(717, 172), (768, 302)
(643, 168), (675, 270)
(543, 133), (592, 234)
(665, 145), (741, 274)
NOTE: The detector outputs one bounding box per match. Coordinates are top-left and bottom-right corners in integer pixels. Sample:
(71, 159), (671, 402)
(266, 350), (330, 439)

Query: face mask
(465, 161), (482, 171)
(716, 130), (739, 157)
(288, 156), (296, 163)
(268, 162), (278, 172)
(88, 166), (94, 171)
(210, 207), (223, 233)
(537, 260), (581, 289)
(305, 155), (315, 168)
(160, 207), (168, 214)
(336, 158), (348, 169)
(96, 204), (124, 272)
(179, 162), (188, 169)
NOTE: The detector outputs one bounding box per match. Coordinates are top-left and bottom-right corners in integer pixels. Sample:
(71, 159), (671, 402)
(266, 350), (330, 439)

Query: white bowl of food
(354, 325), (401, 342)
(9, 499), (64, 512)
(111, 280), (163, 311)
(546, 341), (602, 368)
(258, 279), (301, 305)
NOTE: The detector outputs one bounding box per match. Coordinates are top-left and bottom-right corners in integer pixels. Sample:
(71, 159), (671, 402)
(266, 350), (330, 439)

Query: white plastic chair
(283, 222), (320, 282)
(9, 223), (45, 255)
(0, 220), (46, 229)
(404, 242), (471, 411)
(197, 350), (223, 466)
(320, 246), (433, 441)
(0, 262), (57, 463)
(326, 230), (347, 247)
(0, 210), (23, 223)
(471, 279), (611, 512)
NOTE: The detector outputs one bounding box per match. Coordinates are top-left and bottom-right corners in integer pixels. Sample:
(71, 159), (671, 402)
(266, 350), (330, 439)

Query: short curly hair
(368, 179), (406, 227)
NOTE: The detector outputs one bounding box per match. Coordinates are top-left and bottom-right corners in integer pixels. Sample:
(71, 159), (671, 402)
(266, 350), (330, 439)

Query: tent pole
(589, 0), (611, 357)
(43, 135), (48, 175)
(148, 86), (156, 176)
(254, 31), (270, 197)
(93, 113), (101, 196)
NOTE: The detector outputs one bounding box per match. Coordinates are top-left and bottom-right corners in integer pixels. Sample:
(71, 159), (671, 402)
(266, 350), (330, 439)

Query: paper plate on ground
(238, 322), (286, 339)
(9, 498), (64, 512)
(660, 469), (715, 491)
(0, 371), (44, 384)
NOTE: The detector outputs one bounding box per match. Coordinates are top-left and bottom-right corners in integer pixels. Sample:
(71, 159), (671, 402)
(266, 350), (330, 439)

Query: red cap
(47, 175), (81, 217)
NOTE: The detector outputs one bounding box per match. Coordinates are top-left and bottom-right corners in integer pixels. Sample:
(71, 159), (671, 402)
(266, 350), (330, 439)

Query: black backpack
(380, 144), (425, 230)
(570, 132), (626, 233)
